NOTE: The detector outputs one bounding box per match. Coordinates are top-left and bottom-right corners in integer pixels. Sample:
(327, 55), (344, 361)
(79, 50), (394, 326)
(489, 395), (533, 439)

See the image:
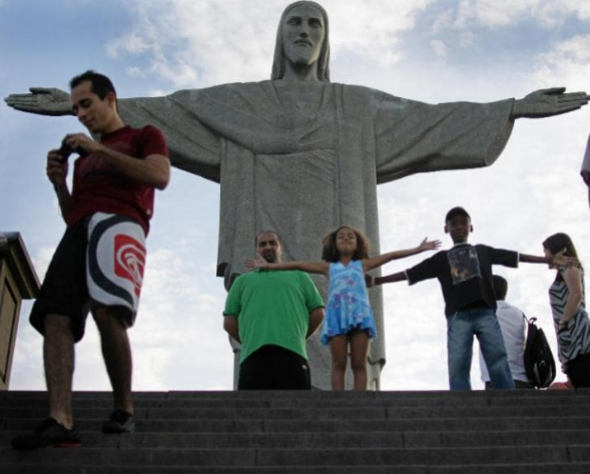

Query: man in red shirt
(12, 71), (170, 449)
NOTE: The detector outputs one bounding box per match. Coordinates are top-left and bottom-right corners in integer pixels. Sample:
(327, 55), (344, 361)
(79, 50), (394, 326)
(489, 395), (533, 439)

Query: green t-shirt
(224, 269), (324, 364)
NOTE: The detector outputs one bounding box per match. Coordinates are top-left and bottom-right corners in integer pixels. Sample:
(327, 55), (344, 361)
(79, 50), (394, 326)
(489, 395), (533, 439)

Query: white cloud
(106, 33), (150, 59)
(125, 66), (145, 78)
(431, 39), (448, 58)
(532, 35), (590, 90)
(432, 9), (455, 34)
(459, 31), (475, 48)
(33, 246), (57, 280)
(434, 0), (590, 31)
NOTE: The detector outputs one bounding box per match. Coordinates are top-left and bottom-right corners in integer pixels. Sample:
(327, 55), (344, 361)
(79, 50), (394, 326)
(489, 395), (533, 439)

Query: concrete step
(5, 415), (590, 433)
(3, 394), (590, 409)
(3, 405), (589, 422)
(3, 464), (590, 474)
(2, 389), (589, 400)
(2, 445), (590, 467)
(2, 428), (590, 449)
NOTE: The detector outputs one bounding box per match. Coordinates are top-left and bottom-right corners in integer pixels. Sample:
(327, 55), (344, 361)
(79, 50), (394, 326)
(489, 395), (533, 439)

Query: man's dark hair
(70, 70), (116, 100)
(493, 275), (508, 300)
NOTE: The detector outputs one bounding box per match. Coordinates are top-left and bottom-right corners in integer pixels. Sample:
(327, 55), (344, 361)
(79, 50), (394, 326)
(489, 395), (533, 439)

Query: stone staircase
(1, 389), (589, 473)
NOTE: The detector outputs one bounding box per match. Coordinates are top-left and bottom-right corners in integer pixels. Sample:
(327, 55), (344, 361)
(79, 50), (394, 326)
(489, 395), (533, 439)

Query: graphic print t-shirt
(447, 245), (482, 285)
(405, 243), (519, 317)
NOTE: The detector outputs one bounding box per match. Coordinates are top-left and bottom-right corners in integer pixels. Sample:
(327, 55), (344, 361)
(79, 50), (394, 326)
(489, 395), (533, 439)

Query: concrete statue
(5, 1), (589, 389)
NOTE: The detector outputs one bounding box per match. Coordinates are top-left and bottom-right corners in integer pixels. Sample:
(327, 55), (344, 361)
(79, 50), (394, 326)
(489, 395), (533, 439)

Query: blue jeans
(447, 308), (515, 390)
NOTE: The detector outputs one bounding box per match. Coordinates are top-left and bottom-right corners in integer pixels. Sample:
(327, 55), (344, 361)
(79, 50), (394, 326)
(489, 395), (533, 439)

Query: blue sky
(1, 0), (590, 392)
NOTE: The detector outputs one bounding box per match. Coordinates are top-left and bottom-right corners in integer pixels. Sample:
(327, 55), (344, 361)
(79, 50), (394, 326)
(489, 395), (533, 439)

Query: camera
(56, 138), (88, 163)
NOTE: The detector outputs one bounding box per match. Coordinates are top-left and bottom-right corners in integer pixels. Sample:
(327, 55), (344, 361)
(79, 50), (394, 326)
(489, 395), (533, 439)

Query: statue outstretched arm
(4, 87), (74, 116)
(511, 88), (589, 119)
(373, 92), (516, 183)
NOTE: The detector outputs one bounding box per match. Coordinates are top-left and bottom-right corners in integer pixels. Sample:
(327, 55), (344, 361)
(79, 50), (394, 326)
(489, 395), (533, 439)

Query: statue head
(271, 1), (330, 82)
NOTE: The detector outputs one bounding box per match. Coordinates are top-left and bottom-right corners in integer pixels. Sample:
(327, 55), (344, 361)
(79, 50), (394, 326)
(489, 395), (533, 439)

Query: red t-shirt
(67, 125), (169, 235)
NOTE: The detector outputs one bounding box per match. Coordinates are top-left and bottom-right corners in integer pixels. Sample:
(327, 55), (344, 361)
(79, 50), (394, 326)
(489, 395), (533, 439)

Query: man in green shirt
(223, 231), (325, 389)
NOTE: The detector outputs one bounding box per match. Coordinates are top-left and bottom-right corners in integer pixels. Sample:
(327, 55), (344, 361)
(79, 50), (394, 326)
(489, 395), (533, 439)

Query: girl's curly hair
(321, 226), (370, 262)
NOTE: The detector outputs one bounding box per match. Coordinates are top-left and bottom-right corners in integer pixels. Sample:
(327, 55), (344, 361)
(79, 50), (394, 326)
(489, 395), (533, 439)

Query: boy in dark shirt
(374, 207), (569, 390)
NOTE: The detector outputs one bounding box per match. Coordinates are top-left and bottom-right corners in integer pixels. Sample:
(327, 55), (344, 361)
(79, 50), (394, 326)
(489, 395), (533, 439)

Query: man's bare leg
(93, 308), (133, 414)
(44, 314), (75, 429)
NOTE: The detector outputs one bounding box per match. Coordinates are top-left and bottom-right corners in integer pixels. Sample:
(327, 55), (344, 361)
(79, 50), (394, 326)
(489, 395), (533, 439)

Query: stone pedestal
(0, 233), (40, 390)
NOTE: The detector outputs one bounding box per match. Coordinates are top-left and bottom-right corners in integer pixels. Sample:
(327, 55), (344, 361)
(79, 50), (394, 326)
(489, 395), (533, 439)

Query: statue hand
(511, 87), (589, 119)
(4, 87), (74, 116)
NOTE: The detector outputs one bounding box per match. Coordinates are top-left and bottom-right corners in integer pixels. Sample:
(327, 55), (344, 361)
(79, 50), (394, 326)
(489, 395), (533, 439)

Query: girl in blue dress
(247, 226), (439, 390)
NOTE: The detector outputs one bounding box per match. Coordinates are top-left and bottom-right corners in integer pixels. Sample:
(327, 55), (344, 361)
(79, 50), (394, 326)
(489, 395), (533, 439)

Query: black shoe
(102, 409), (135, 434)
(11, 418), (81, 450)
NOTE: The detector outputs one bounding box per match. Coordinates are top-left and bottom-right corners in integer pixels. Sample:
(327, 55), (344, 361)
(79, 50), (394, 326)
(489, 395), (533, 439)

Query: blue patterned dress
(320, 260), (377, 345)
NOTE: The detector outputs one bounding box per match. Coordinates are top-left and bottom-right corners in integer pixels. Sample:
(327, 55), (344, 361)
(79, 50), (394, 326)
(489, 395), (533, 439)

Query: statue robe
(119, 81), (514, 389)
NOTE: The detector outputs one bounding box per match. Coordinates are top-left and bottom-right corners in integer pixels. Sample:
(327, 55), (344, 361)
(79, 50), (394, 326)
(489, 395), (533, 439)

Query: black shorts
(30, 219), (91, 342)
(238, 345), (311, 390)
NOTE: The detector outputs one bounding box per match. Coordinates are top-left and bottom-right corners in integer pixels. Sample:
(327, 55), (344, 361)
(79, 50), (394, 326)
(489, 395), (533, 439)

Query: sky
(1, 0), (590, 392)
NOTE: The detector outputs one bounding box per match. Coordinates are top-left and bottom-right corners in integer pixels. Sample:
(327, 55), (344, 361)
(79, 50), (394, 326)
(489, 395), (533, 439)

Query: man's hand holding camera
(55, 133), (96, 162)
(47, 133), (97, 220)
(46, 149), (69, 188)
(47, 133), (96, 185)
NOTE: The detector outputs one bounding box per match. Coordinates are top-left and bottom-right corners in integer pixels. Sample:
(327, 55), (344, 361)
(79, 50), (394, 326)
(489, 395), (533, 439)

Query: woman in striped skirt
(543, 233), (590, 388)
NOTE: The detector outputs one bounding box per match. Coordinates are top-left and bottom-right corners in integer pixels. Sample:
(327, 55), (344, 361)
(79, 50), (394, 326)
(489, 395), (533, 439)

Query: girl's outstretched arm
(362, 238), (441, 273)
(245, 254), (329, 276)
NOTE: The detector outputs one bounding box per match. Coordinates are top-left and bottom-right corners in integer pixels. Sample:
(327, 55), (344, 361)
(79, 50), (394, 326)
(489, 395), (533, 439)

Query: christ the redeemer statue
(5, 1), (588, 390)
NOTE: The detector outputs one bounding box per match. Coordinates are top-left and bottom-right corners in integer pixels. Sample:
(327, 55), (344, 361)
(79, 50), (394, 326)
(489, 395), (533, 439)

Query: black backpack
(523, 316), (557, 389)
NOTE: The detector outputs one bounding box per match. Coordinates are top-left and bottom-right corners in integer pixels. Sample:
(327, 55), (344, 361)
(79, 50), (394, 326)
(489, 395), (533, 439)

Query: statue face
(282, 4), (326, 68)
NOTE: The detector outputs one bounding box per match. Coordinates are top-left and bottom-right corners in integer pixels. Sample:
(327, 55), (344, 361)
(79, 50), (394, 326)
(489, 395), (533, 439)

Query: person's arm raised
(519, 251), (578, 267)
(245, 254), (329, 276)
(373, 271), (408, 286)
(363, 238), (440, 273)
